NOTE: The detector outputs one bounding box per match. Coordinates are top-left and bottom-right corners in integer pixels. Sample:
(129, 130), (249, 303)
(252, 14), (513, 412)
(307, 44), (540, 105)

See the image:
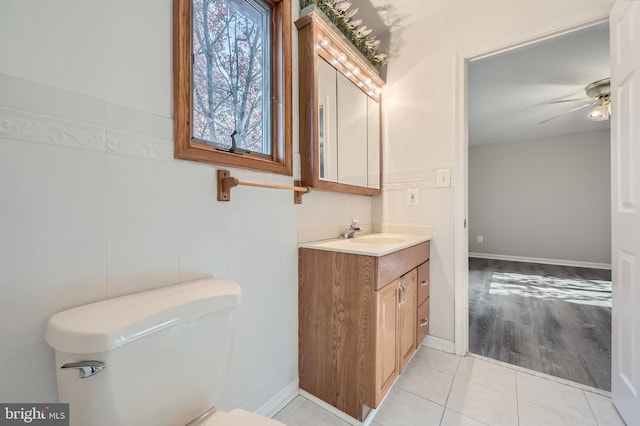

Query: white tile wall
(106, 153), (180, 240)
(0, 139), (106, 246)
(178, 231), (231, 282)
(0, 64), (367, 412)
(0, 74), (302, 412)
(0, 76), (106, 126)
(106, 235), (180, 297)
(0, 241), (106, 352)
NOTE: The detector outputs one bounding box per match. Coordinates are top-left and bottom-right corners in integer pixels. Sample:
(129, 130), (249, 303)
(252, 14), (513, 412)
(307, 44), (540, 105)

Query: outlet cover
(406, 188), (419, 206)
(436, 168), (451, 188)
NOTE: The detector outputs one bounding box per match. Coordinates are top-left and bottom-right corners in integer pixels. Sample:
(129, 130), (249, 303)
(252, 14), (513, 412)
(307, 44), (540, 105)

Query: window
(174, 0), (292, 175)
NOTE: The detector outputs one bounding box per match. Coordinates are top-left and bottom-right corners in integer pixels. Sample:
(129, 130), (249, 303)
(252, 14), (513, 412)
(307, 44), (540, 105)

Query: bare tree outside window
(192, 0), (271, 155)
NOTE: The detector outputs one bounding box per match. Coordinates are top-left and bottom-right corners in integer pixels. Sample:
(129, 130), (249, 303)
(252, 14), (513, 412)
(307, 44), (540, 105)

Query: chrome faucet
(339, 219), (361, 239)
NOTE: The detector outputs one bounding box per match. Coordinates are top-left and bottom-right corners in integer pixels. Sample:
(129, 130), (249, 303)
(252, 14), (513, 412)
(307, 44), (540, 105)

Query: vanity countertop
(298, 233), (432, 257)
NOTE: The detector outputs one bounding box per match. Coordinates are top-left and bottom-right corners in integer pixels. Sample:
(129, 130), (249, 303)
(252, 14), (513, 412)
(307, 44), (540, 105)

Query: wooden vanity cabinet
(299, 241), (430, 421)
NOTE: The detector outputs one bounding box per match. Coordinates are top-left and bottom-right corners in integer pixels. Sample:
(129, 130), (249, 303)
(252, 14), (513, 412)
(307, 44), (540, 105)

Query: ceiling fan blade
(538, 101), (598, 124)
(550, 97), (594, 104)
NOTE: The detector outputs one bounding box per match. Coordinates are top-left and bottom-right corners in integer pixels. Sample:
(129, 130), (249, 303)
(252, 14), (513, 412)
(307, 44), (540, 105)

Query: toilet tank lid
(45, 279), (242, 354)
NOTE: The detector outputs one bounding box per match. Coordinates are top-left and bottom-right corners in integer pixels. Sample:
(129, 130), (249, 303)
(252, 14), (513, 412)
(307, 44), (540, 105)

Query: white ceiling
(469, 25), (611, 146)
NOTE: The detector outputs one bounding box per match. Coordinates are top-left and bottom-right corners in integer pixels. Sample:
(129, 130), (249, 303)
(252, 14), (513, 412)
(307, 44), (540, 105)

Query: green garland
(300, 0), (387, 68)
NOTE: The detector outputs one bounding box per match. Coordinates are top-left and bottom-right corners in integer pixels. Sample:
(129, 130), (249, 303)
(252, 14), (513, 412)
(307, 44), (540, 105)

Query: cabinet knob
(419, 319), (429, 327)
(420, 280), (429, 287)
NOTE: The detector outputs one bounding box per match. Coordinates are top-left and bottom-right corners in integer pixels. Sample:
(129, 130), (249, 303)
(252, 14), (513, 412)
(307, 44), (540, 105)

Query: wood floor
(468, 257), (612, 390)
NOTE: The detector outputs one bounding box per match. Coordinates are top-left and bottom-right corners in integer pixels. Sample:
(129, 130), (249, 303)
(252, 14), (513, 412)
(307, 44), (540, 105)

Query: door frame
(453, 15), (611, 356)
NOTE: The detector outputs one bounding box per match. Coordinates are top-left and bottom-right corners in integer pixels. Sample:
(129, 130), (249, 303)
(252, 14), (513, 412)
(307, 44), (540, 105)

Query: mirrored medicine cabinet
(296, 7), (385, 195)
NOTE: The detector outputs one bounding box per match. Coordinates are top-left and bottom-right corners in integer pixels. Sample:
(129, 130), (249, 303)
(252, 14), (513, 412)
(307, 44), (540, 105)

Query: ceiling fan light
(588, 105), (610, 121)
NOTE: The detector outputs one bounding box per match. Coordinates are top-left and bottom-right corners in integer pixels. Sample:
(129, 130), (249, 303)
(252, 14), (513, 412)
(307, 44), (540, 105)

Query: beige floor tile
(395, 361), (455, 405)
(272, 348), (618, 426)
(440, 409), (488, 426)
(373, 387), (445, 426)
(281, 400), (350, 426)
(273, 396), (306, 422)
(518, 399), (596, 426)
(411, 346), (461, 376)
(517, 372), (596, 424)
(584, 392), (626, 426)
(446, 376), (518, 426)
(455, 357), (516, 394)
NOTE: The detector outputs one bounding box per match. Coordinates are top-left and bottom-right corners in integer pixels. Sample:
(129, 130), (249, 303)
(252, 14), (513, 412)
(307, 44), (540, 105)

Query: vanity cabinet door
(375, 279), (399, 406)
(399, 269), (417, 372)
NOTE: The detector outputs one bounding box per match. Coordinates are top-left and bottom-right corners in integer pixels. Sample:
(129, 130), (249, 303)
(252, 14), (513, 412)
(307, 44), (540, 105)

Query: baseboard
(422, 335), (455, 353)
(256, 379), (299, 418)
(469, 252), (611, 270)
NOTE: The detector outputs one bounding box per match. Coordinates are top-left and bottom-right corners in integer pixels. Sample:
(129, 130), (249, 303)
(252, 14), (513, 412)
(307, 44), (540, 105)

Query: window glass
(192, 0), (271, 155)
(174, 0), (291, 175)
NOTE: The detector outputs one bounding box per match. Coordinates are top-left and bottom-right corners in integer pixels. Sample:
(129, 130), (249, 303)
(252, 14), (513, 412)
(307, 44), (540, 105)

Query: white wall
(468, 130), (611, 265)
(0, 0), (372, 412)
(381, 0), (615, 342)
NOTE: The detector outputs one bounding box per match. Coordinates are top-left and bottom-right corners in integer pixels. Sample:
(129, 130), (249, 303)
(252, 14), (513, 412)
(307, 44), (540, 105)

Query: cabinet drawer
(416, 298), (429, 344)
(417, 261), (429, 306)
(376, 242), (429, 290)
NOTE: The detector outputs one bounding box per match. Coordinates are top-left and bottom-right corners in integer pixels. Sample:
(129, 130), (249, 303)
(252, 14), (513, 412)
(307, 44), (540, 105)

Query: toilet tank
(45, 279), (241, 426)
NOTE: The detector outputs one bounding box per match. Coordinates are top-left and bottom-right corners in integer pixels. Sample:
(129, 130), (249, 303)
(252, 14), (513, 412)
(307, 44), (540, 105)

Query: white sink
(349, 236), (407, 244)
(299, 233), (431, 257)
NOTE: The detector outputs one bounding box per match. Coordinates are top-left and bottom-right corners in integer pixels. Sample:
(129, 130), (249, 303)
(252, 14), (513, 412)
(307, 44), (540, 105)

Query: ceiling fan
(539, 78), (611, 124)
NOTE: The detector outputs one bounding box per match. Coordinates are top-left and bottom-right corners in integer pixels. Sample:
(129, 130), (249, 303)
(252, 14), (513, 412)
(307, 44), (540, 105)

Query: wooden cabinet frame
(295, 9), (384, 195)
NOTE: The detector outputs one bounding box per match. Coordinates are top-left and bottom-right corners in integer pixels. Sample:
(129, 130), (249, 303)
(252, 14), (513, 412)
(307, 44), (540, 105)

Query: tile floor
(273, 347), (626, 426)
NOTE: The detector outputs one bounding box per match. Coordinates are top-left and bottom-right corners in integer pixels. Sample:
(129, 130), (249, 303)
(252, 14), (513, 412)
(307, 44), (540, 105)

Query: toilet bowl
(45, 278), (285, 426)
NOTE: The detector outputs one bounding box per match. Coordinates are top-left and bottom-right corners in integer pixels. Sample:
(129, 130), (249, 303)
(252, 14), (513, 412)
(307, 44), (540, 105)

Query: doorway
(455, 4), (640, 423)
(456, 19), (610, 386)
(465, 25), (612, 388)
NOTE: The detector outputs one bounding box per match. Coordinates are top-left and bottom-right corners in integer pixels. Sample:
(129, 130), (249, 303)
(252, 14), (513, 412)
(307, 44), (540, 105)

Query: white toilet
(45, 278), (285, 426)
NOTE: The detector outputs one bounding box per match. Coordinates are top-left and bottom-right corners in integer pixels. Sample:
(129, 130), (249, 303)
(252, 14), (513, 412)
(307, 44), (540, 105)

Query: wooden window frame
(173, 0), (293, 175)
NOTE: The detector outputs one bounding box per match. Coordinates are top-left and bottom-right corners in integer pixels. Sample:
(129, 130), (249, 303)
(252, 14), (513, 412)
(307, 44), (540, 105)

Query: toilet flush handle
(60, 361), (106, 378)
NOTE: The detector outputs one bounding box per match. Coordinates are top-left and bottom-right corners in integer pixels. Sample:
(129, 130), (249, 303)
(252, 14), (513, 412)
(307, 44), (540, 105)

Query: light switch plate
(436, 168), (451, 187)
(406, 188), (419, 206)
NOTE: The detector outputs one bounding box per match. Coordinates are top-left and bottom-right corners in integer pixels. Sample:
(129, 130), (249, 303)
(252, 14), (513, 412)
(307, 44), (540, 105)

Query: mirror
(296, 9), (384, 195)
(336, 71), (369, 187)
(318, 58), (338, 182)
(318, 58), (381, 189)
